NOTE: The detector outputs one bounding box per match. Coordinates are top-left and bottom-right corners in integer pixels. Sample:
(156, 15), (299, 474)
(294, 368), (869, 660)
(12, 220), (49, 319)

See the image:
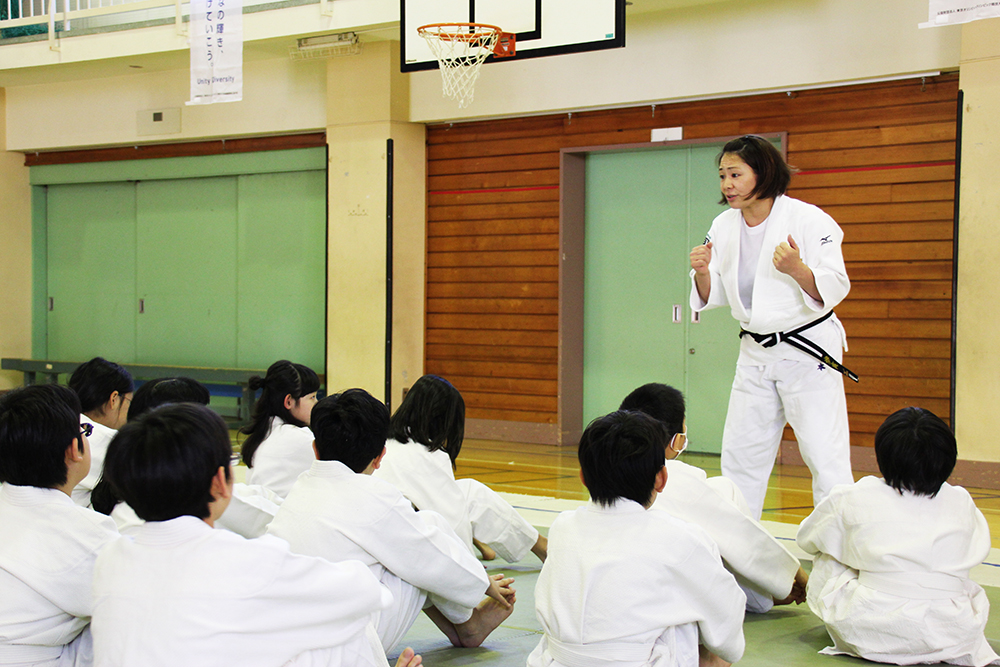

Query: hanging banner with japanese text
(920, 0), (1000, 27)
(188, 0), (243, 104)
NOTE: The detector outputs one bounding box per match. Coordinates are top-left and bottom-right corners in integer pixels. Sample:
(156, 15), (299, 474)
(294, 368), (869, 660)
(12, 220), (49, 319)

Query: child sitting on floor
(529, 410), (746, 667)
(797, 406), (998, 666)
(0, 384), (119, 666)
(268, 388), (516, 654)
(91, 402), (420, 667)
(621, 382), (807, 612)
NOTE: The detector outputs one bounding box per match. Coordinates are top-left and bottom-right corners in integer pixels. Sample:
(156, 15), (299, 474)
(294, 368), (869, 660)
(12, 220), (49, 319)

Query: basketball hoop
(418, 23), (515, 108)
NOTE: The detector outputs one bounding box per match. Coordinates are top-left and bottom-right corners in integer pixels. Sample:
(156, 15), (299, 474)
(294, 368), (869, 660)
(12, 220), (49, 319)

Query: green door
(237, 171), (327, 371)
(46, 182), (137, 363)
(135, 177), (239, 367)
(582, 142), (744, 454)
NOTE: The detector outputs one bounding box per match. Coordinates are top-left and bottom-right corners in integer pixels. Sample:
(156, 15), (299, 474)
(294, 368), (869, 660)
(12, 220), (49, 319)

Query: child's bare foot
(531, 534), (548, 563)
(474, 538), (497, 561)
(698, 645), (731, 667)
(455, 595), (516, 647)
(395, 647), (422, 667)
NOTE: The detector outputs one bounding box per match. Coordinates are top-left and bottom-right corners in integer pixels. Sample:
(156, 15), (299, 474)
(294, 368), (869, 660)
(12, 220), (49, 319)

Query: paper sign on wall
(920, 0), (1000, 27)
(188, 0), (243, 105)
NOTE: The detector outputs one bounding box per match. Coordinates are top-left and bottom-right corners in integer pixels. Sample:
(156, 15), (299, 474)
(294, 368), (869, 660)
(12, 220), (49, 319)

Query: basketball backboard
(400, 0), (626, 73)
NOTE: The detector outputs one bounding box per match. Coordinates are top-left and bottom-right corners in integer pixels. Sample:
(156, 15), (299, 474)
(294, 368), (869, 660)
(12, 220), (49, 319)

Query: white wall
(410, 0), (963, 122)
(6, 56), (327, 152)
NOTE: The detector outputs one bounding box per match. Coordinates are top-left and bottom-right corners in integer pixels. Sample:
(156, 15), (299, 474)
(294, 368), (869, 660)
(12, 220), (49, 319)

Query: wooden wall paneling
(426, 72), (960, 446)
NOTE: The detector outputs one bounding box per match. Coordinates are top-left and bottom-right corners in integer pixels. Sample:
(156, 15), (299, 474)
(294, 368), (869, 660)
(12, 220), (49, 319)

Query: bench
(0, 358), (267, 426)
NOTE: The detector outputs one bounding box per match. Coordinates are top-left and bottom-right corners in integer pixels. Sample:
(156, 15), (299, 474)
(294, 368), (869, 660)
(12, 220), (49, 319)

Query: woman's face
(719, 153), (759, 210)
(289, 391), (318, 425)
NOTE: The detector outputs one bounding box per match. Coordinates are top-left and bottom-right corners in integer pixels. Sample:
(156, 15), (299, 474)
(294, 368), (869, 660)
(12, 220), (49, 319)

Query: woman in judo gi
(688, 135), (854, 518)
(372, 374), (548, 563)
(240, 359), (320, 498)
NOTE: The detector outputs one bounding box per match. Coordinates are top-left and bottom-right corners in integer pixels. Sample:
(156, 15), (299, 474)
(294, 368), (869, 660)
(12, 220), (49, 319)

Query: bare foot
(698, 645), (731, 667)
(531, 534), (548, 563)
(395, 647), (422, 667)
(474, 538), (497, 561)
(455, 595), (516, 648)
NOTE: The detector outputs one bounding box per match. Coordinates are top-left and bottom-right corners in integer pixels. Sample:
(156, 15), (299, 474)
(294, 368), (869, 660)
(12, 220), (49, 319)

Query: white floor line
(500, 491), (1000, 588)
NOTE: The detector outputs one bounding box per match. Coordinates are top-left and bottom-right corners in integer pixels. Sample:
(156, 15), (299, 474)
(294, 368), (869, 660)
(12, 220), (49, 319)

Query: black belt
(739, 311), (859, 383)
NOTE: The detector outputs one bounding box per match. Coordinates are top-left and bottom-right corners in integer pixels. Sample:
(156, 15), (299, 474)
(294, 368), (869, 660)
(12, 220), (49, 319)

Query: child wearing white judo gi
(373, 374), (547, 563)
(67, 357), (134, 507)
(689, 134), (854, 518)
(529, 410), (747, 667)
(91, 377), (283, 538)
(268, 388), (517, 653)
(620, 382), (808, 613)
(91, 402), (422, 667)
(0, 383), (119, 667)
(240, 359), (320, 498)
(797, 407), (999, 667)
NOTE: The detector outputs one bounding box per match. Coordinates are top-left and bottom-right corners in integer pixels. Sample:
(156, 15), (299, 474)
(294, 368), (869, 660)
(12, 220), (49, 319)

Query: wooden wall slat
(425, 72), (960, 435)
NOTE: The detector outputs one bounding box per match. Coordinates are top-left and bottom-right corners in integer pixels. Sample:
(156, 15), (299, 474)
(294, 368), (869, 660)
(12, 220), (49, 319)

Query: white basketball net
(419, 24), (500, 108)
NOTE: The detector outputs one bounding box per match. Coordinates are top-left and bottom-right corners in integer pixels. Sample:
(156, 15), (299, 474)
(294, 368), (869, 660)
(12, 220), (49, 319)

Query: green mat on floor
(389, 546), (1000, 666)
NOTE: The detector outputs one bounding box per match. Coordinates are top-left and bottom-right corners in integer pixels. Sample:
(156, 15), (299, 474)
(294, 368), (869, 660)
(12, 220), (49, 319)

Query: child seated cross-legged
(621, 383), (808, 613)
(0, 384), (119, 667)
(267, 388), (517, 654)
(797, 407), (999, 667)
(91, 402), (421, 667)
(373, 375), (547, 563)
(529, 410), (746, 667)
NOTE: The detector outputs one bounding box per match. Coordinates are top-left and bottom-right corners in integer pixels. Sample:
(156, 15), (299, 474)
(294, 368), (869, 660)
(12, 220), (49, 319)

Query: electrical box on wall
(137, 108), (181, 136)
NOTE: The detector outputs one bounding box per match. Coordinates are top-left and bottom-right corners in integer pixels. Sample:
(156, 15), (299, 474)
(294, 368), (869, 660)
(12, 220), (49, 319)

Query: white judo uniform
(245, 417), (315, 498)
(373, 438), (538, 563)
(0, 484), (119, 667)
(107, 482), (282, 538)
(690, 194), (854, 517)
(91, 515), (392, 667)
(797, 476), (999, 667)
(528, 500), (746, 667)
(71, 417), (116, 508)
(655, 458), (801, 613)
(268, 460), (489, 652)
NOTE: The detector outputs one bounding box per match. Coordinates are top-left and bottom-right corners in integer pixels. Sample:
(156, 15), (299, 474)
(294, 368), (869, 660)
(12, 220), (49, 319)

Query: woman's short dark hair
(312, 389), (390, 473)
(128, 377), (211, 422)
(239, 360), (320, 467)
(619, 383), (685, 441)
(68, 357), (134, 415)
(0, 384), (82, 488)
(578, 410), (667, 508)
(717, 135), (793, 204)
(388, 375), (465, 467)
(875, 407), (956, 498)
(104, 403), (232, 521)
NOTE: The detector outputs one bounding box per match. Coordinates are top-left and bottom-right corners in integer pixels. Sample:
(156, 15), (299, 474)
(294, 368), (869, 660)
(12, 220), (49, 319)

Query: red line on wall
(429, 185), (560, 195)
(797, 161), (955, 176)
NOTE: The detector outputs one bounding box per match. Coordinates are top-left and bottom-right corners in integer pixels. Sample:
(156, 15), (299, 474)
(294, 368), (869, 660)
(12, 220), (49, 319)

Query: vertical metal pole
(385, 138), (394, 407)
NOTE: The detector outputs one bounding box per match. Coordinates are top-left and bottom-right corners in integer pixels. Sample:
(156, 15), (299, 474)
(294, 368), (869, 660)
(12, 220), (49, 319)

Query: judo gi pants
(458, 478), (539, 563)
(720, 358), (853, 519)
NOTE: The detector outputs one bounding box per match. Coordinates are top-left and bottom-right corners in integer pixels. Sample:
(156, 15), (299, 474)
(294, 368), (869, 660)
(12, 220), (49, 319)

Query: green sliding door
(583, 141), (774, 454)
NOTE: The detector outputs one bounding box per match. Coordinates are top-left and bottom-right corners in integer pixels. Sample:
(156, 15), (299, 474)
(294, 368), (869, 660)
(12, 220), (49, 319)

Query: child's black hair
(68, 357), (134, 415)
(104, 403), (232, 521)
(875, 406), (956, 498)
(388, 375), (465, 467)
(619, 383), (685, 440)
(240, 360), (319, 467)
(0, 384), (82, 488)
(578, 410), (668, 507)
(312, 389), (390, 473)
